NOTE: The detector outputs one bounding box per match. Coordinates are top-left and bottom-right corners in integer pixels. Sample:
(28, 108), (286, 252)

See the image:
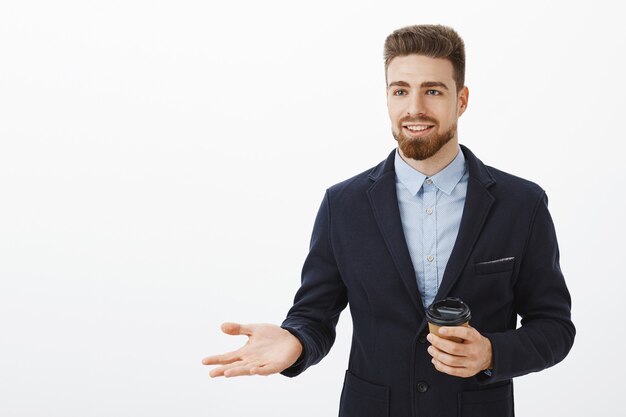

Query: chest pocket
(474, 257), (515, 275)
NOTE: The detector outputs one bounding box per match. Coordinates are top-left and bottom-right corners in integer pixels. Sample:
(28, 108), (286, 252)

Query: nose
(406, 93), (426, 117)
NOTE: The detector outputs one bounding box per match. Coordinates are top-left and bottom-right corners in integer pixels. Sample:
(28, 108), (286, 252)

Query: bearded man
(202, 24), (575, 417)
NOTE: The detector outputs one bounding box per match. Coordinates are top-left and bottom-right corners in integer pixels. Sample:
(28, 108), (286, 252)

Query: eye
(426, 89), (441, 96)
(393, 89), (407, 96)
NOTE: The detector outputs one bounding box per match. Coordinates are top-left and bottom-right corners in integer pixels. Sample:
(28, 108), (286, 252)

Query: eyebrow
(387, 80), (449, 90)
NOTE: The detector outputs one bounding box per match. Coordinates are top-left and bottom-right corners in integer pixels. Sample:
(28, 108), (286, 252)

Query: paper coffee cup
(426, 297), (471, 343)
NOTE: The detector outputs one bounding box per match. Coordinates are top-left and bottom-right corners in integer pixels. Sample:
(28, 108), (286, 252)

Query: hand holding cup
(425, 298), (493, 378)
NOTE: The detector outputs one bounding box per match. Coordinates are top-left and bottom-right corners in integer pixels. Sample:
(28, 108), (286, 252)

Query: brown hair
(383, 24), (466, 93)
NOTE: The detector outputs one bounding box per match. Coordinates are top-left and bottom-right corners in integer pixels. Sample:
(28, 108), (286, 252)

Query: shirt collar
(394, 146), (467, 196)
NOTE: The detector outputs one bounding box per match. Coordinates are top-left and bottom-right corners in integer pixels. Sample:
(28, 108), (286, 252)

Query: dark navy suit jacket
(281, 145), (575, 417)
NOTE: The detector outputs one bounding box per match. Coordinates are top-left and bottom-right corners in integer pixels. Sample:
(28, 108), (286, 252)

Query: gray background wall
(1, 0), (622, 415)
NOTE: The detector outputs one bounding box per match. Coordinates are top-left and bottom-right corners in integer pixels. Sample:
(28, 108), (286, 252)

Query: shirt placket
(422, 178), (438, 307)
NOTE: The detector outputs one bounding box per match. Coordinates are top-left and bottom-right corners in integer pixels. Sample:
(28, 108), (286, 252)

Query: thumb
(221, 322), (253, 336)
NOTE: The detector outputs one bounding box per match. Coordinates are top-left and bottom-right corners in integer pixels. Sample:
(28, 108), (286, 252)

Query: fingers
(428, 344), (474, 378)
(209, 365), (230, 378)
(427, 345), (465, 367)
(202, 322), (253, 366)
(225, 363), (259, 377)
(426, 327), (492, 378)
(202, 351), (240, 366)
(211, 360), (262, 378)
(438, 325), (478, 341)
(431, 357), (472, 378)
(250, 363), (280, 376)
(203, 322), (291, 379)
(209, 360), (247, 377)
(207, 360), (280, 378)
(427, 333), (467, 356)
(221, 322), (253, 336)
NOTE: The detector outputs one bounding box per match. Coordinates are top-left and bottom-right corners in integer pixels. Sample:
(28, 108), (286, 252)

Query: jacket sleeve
(476, 191), (576, 384)
(280, 189), (348, 377)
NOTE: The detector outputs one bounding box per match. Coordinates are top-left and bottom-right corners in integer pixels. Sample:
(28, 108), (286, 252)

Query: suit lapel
(435, 145), (496, 301)
(365, 145), (496, 315)
(366, 150), (425, 318)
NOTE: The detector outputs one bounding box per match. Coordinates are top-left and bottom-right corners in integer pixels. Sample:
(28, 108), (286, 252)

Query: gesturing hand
(202, 322), (303, 378)
(426, 325), (493, 378)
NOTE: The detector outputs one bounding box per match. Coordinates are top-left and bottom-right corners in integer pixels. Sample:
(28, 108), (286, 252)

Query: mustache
(400, 116), (438, 125)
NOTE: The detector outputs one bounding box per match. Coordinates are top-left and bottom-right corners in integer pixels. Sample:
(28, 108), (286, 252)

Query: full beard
(392, 122), (457, 161)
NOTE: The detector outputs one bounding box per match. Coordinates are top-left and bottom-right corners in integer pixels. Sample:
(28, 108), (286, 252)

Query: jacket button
(417, 381), (429, 393)
(418, 333), (428, 344)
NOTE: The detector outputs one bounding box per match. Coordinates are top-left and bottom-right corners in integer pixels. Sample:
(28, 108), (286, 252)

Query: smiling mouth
(402, 124), (435, 137)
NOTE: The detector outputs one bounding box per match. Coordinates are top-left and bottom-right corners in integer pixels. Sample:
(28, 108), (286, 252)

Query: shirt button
(427, 255), (434, 262)
(426, 178), (433, 185)
(417, 381), (429, 393)
(426, 207), (433, 215)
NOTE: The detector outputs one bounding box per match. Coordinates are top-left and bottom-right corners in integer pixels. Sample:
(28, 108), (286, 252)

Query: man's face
(386, 54), (468, 161)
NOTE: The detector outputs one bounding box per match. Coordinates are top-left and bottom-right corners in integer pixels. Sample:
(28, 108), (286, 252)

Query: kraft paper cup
(426, 297), (471, 343)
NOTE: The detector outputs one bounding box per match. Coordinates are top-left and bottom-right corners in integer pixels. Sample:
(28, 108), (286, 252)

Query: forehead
(387, 54), (455, 85)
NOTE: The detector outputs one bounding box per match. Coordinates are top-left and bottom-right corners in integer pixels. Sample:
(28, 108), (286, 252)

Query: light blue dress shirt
(394, 146), (469, 308)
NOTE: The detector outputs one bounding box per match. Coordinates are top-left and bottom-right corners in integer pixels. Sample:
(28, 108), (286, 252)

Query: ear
(457, 86), (469, 117)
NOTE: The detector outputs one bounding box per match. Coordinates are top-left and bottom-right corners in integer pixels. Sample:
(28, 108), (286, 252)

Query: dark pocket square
(474, 257), (515, 275)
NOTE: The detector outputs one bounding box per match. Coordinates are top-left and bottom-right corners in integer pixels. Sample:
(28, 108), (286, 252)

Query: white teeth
(405, 125), (431, 132)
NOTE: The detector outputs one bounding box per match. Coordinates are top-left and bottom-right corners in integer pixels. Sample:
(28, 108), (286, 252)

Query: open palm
(202, 322), (303, 377)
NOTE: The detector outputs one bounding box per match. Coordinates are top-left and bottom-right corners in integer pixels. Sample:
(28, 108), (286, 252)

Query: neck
(398, 138), (460, 177)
